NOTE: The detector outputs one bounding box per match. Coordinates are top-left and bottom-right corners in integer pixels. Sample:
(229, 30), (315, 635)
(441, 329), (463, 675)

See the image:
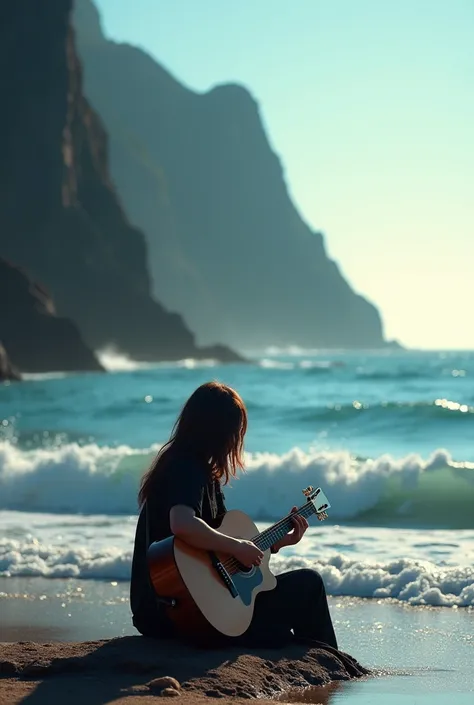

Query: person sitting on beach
(130, 381), (338, 648)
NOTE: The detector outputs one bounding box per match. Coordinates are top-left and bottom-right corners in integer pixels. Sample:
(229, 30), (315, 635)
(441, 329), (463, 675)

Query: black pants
(240, 569), (338, 649)
(136, 568), (337, 650)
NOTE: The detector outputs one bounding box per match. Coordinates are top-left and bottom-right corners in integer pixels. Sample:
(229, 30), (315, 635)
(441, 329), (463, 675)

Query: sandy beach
(1, 578), (473, 704)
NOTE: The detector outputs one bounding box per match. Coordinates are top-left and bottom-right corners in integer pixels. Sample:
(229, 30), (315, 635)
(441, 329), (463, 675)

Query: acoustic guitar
(147, 485), (331, 643)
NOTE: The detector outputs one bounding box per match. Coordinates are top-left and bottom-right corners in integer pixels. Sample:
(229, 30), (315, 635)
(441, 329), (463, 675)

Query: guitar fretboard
(253, 501), (316, 551)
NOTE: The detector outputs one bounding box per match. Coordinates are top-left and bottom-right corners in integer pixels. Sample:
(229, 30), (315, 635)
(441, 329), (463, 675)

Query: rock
(0, 341), (21, 381)
(0, 660), (18, 675)
(74, 0), (387, 351)
(0, 259), (102, 373)
(148, 676), (181, 692)
(22, 661), (50, 676)
(205, 689), (224, 698)
(0, 1), (242, 365)
(160, 687), (180, 697)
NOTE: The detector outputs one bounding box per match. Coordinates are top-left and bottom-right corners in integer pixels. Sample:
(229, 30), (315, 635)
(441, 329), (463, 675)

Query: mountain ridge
(74, 0), (387, 351)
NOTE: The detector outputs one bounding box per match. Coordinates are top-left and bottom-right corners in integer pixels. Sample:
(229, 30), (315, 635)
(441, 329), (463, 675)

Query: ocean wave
(276, 554), (474, 607)
(1, 539), (472, 606)
(262, 346), (349, 357)
(97, 347), (218, 372)
(357, 367), (469, 381)
(0, 539), (131, 581)
(96, 347), (153, 372)
(21, 372), (70, 381)
(0, 441), (473, 528)
(259, 359), (296, 370)
(258, 359), (345, 373)
(0, 441), (153, 514)
(294, 399), (474, 424)
(356, 370), (431, 381)
(237, 448), (474, 529)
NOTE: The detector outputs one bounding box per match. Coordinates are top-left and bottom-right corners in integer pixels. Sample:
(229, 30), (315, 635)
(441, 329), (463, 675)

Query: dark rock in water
(0, 1), (241, 364)
(0, 259), (102, 373)
(200, 344), (249, 364)
(73, 0), (387, 351)
(0, 341), (21, 382)
(386, 339), (403, 349)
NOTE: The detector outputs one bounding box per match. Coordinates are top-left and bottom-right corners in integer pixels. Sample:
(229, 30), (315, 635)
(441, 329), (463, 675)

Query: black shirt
(130, 452), (226, 634)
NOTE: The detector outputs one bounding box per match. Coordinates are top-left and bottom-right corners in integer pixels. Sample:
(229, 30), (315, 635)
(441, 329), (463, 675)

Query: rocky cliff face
(0, 0), (240, 364)
(0, 343), (21, 382)
(0, 259), (101, 373)
(74, 0), (386, 350)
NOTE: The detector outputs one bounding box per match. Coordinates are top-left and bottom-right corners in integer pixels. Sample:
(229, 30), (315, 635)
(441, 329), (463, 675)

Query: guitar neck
(253, 501), (316, 551)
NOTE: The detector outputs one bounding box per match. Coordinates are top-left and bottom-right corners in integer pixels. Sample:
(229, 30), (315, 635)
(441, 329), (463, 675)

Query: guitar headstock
(302, 486), (331, 521)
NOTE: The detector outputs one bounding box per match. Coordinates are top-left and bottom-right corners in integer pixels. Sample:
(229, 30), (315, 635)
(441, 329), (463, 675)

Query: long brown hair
(138, 381), (247, 506)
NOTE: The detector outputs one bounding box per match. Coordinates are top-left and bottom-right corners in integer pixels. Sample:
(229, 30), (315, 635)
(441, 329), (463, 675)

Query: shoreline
(2, 580), (473, 703)
(1, 576), (472, 643)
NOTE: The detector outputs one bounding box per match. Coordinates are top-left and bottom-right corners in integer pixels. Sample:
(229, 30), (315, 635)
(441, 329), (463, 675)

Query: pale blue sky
(94, 0), (473, 349)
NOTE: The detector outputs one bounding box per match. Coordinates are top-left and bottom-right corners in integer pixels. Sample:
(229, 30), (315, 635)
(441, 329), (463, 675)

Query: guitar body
(147, 510), (277, 643)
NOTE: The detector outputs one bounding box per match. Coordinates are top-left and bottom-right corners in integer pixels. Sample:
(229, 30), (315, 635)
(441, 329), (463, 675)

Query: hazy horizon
(93, 0), (473, 350)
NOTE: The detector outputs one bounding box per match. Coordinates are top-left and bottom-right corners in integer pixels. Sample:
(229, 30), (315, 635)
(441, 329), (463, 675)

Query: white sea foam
(237, 447), (474, 524)
(1, 441), (473, 524)
(1, 537), (472, 606)
(274, 554), (474, 607)
(173, 358), (218, 369)
(259, 359), (295, 370)
(96, 347), (155, 372)
(0, 441), (152, 514)
(97, 347), (218, 372)
(21, 372), (70, 381)
(258, 358), (344, 370)
(0, 539), (131, 581)
(263, 346), (325, 356)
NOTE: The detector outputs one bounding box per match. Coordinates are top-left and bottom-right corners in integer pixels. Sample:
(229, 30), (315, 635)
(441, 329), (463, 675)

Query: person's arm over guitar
(170, 504), (263, 568)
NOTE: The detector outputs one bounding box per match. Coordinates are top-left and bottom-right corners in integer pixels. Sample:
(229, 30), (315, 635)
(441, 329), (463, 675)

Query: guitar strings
(221, 504), (310, 572)
(220, 503), (314, 573)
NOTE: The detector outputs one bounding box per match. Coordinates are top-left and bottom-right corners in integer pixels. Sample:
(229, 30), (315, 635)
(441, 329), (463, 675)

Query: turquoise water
(0, 350), (473, 606)
(2, 350), (473, 459)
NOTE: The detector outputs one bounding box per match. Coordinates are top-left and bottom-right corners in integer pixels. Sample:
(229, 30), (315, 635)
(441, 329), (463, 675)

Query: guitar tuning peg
(302, 486), (314, 497)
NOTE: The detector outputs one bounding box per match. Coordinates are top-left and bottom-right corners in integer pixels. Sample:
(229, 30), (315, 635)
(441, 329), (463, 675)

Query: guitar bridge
(209, 553), (239, 598)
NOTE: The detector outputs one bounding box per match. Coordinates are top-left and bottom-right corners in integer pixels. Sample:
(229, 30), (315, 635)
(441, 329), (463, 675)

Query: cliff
(0, 259), (102, 374)
(0, 343), (21, 382)
(0, 0), (240, 364)
(73, 0), (386, 350)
